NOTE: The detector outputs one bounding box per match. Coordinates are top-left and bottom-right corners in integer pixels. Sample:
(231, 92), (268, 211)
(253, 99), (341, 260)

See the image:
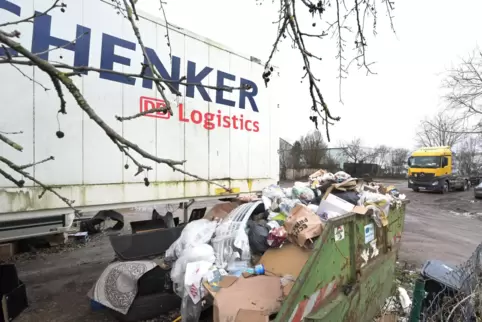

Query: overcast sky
(139, 0), (482, 149)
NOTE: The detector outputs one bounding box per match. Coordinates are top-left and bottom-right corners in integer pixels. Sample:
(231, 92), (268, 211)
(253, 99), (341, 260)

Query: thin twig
(0, 156), (75, 208)
(122, 0), (174, 115)
(17, 156), (55, 170)
(0, 167), (24, 187)
(0, 132), (23, 151)
(49, 75), (67, 114)
(0, 1), (62, 28)
(116, 107), (168, 122)
(159, 0), (173, 62)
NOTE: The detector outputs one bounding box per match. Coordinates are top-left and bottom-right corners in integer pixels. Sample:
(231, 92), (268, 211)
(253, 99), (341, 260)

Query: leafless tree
(415, 111), (467, 148)
(373, 145), (390, 169)
(341, 138), (378, 164)
(443, 48), (482, 134)
(390, 148), (409, 175)
(299, 130), (327, 168)
(279, 139), (294, 179)
(458, 137), (481, 176)
(263, 0), (396, 140)
(0, 0), (396, 209)
(291, 141), (303, 169)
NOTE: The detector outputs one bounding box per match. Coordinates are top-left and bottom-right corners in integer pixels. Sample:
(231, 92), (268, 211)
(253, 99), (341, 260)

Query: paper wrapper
(284, 205), (323, 247)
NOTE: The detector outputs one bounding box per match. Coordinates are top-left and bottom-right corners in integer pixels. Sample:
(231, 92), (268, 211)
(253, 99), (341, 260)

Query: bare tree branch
(158, 0), (173, 62)
(0, 132), (23, 151)
(415, 111), (467, 147)
(0, 167), (25, 187)
(122, 0), (174, 115)
(17, 156), (55, 171)
(259, 0), (394, 140)
(0, 156), (74, 208)
(0, 0), (63, 28)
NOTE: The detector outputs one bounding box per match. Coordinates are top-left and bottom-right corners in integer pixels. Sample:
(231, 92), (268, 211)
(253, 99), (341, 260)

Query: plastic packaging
(226, 260), (250, 274)
(211, 201), (263, 268)
(262, 185), (286, 200)
(244, 264), (265, 275)
(267, 211), (287, 222)
(165, 219), (218, 261)
(282, 187), (293, 198)
(291, 186), (315, 202)
(321, 172), (335, 182)
(171, 244), (215, 295)
(181, 293), (203, 322)
(279, 198), (302, 216)
(267, 226), (287, 248)
(334, 171), (351, 183)
(184, 261), (212, 304)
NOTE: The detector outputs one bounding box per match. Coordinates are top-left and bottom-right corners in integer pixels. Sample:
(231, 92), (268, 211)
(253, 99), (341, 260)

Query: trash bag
(332, 190), (360, 205)
(165, 219), (218, 261)
(292, 186), (315, 202)
(279, 198), (302, 216)
(334, 171), (351, 183)
(262, 185), (285, 200)
(181, 295), (203, 322)
(171, 244), (215, 296)
(282, 187), (293, 198)
(247, 221), (270, 254)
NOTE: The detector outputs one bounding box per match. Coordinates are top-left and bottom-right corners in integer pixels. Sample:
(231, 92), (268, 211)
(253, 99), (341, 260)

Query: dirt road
(397, 183), (482, 267)
(7, 181), (482, 321)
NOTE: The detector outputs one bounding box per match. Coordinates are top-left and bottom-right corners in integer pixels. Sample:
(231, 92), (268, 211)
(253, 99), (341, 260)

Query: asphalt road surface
(7, 179), (482, 321)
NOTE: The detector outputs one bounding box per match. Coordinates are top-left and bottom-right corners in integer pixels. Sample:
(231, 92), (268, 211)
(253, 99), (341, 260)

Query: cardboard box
(212, 275), (282, 322)
(204, 202), (241, 221)
(0, 243), (17, 261)
(317, 193), (367, 219)
(259, 243), (311, 278)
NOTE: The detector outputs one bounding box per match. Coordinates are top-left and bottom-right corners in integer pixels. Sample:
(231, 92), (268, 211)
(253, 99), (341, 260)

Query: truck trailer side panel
(0, 0), (279, 215)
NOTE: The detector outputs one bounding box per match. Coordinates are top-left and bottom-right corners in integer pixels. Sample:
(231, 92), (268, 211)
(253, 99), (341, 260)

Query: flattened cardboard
(235, 309), (268, 322)
(204, 202), (241, 221)
(203, 275), (238, 297)
(258, 243), (311, 278)
(218, 276), (238, 288)
(213, 276), (282, 322)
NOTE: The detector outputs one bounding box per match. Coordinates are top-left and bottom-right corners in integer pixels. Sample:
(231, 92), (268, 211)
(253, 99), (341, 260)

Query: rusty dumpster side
(275, 202), (407, 322)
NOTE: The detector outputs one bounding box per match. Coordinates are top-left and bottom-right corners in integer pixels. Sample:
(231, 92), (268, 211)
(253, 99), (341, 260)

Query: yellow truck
(407, 146), (470, 193)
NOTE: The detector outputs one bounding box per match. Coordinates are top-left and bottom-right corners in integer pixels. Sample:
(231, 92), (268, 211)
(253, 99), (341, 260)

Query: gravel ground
(4, 180), (482, 321)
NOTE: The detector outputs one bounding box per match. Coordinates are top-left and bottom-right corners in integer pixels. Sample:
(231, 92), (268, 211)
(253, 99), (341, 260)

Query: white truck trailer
(0, 0), (280, 241)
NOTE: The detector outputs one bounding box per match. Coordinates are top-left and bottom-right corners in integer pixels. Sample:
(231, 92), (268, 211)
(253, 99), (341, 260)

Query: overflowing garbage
(88, 169), (407, 322)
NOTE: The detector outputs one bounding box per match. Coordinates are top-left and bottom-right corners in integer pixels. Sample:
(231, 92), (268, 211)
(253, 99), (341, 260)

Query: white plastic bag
(334, 171), (351, 183)
(184, 261), (213, 304)
(165, 219), (218, 261)
(279, 198), (302, 216)
(171, 244), (215, 295)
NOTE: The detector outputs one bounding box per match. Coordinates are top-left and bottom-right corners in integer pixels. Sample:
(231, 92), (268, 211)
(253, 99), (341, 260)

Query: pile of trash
(88, 169), (407, 322)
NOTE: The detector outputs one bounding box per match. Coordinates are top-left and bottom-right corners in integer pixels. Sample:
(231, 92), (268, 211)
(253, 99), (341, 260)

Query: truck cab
(407, 146), (469, 193)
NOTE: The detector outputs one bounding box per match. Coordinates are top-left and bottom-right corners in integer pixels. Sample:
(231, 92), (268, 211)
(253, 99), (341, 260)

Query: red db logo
(139, 96), (170, 119)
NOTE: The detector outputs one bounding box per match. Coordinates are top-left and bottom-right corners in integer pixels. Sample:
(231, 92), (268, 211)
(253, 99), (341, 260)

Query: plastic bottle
(243, 264), (265, 275)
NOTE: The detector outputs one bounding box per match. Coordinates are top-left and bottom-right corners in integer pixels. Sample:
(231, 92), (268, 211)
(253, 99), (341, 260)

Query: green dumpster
(274, 201), (408, 322)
